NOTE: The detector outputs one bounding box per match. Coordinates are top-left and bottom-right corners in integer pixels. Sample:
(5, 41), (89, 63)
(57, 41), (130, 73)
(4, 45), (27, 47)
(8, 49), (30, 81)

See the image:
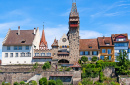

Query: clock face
(62, 38), (66, 42)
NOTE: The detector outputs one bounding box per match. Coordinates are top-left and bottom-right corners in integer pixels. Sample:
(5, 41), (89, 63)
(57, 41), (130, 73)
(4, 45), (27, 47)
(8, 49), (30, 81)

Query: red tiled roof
(3, 30), (35, 46)
(111, 34), (129, 42)
(33, 57), (52, 59)
(98, 37), (114, 47)
(79, 39), (99, 51)
(40, 29), (47, 46)
(51, 39), (58, 47)
(70, 62), (81, 68)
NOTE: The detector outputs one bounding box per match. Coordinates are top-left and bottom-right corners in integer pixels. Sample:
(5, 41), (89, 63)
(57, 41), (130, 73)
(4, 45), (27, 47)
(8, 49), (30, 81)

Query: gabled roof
(111, 34), (129, 42)
(98, 37), (114, 47)
(3, 30), (35, 46)
(40, 29), (47, 46)
(79, 39), (99, 51)
(70, 62), (81, 68)
(51, 38), (58, 47)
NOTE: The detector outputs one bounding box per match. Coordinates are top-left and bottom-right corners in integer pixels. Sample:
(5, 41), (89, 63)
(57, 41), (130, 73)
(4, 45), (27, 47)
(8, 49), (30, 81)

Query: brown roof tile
(3, 30), (35, 46)
(98, 37), (114, 47)
(79, 39), (99, 51)
(70, 62), (81, 68)
(40, 29), (47, 46)
(111, 34), (128, 42)
(51, 38), (58, 47)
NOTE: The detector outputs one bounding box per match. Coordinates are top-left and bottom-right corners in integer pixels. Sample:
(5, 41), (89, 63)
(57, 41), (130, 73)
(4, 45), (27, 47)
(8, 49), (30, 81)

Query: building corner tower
(68, 2), (80, 63)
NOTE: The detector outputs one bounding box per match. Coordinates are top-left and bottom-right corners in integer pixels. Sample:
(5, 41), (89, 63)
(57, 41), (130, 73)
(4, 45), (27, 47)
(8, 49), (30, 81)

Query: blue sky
(0, 0), (130, 59)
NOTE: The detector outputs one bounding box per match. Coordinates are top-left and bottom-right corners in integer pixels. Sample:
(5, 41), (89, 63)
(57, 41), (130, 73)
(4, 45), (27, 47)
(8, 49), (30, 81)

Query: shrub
(39, 77), (47, 85)
(42, 61), (51, 70)
(48, 80), (56, 85)
(65, 67), (71, 71)
(81, 56), (88, 63)
(99, 71), (104, 83)
(92, 56), (98, 62)
(81, 78), (93, 85)
(78, 59), (82, 64)
(31, 81), (37, 85)
(56, 79), (63, 85)
(78, 82), (82, 85)
(14, 82), (19, 85)
(20, 81), (25, 85)
(33, 62), (38, 70)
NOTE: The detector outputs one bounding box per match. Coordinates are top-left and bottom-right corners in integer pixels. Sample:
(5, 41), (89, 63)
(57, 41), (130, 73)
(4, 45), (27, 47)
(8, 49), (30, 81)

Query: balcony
(70, 24), (78, 28)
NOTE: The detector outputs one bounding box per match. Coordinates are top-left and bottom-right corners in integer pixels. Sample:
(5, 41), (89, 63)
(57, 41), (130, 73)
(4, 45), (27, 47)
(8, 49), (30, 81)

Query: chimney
(34, 28), (36, 34)
(18, 26), (20, 35)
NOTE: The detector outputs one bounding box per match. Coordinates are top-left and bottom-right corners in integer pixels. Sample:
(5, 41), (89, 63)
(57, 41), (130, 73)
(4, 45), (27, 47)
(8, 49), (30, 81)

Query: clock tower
(68, 2), (80, 63)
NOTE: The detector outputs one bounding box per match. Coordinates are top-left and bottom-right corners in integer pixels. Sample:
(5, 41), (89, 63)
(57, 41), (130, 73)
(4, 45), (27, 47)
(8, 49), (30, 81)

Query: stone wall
(103, 66), (115, 77)
(0, 72), (35, 85)
(118, 75), (130, 85)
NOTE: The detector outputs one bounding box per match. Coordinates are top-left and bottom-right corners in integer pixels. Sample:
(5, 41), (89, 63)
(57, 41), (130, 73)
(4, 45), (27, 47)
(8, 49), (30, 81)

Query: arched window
(65, 45), (67, 48)
(62, 46), (64, 48)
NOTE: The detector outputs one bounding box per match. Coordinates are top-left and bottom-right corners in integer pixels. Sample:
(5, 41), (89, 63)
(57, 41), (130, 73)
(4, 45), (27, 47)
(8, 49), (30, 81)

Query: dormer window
(104, 40), (110, 45)
(21, 40), (26, 43)
(116, 38), (126, 41)
(89, 46), (92, 48)
(88, 44), (92, 48)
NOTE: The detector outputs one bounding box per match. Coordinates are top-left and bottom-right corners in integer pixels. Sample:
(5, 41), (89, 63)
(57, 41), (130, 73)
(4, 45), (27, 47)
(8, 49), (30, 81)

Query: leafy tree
(14, 82), (19, 85)
(81, 56), (88, 63)
(116, 50), (130, 75)
(31, 81), (37, 85)
(91, 56), (98, 62)
(99, 71), (104, 83)
(39, 77), (47, 85)
(78, 59), (82, 64)
(20, 81), (25, 85)
(56, 79), (63, 85)
(48, 80), (56, 85)
(42, 61), (51, 70)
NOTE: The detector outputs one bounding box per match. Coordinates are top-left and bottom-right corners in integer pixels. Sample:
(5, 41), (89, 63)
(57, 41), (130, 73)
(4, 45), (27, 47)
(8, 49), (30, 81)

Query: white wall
(2, 46), (33, 65)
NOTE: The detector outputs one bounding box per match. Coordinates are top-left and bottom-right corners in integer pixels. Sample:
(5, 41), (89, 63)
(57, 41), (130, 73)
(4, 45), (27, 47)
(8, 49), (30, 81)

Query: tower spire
(70, 1), (79, 17)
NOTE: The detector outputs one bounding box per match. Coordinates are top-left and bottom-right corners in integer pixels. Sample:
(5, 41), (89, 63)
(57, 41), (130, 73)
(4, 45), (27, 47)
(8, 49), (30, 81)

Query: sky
(0, 0), (130, 59)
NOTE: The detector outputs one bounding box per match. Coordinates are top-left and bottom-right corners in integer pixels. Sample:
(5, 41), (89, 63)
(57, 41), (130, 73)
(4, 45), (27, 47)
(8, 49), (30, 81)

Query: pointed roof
(40, 29), (47, 46)
(70, 62), (81, 68)
(70, 2), (79, 16)
(51, 38), (58, 47)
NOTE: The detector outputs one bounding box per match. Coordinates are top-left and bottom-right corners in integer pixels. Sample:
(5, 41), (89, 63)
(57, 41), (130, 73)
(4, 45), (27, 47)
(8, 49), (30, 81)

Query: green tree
(20, 81), (25, 85)
(42, 61), (51, 70)
(33, 62), (38, 71)
(81, 78), (93, 85)
(81, 56), (88, 63)
(39, 77), (47, 85)
(31, 81), (37, 85)
(48, 80), (56, 85)
(99, 71), (104, 83)
(116, 50), (130, 75)
(91, 56), (98, 62)
(56, 79), (63, 85)
(14, 82), (19, 85)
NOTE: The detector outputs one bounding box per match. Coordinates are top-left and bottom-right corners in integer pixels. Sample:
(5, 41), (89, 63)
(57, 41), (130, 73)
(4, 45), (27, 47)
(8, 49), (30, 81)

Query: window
(15, 53), (18, 57)
(102, 49), (106, 53)
(89, 46), (92, 48)
(26, 52), (31, 57)
(21, 53), (25, 57)
(115, 50), (119, 53)
(100, 56), (104, 60)
(10, 53), (13, 57)
(85, 51), (89, 55)
(116, 38), (126, 41)
(18, 46), (22, 50)
(62, 46), (64, 48)
(107, 49), (111, 54)
(80, 51), (84, 55)
(47, 53), (51, 56)
(109, 56), (111, 60)
(114, 43), (128, 47)
(5, 53), (8, 57)
(92, 51), (98, 55)
(35, 53), (39, 56)
(26, 46), (29, 50)
(7, 46), (10, 50)
(65, 45), (67, 48)
(41, 53), (45, 56)
(14, 46), (18, 50)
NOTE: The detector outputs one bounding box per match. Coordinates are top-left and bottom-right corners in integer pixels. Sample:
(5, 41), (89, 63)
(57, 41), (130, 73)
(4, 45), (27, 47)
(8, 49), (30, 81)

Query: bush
(92, 56), (98, 62)
(78, 82), (82, 85)
(56, 79), (63, 85)
(81, 56), (88, 63)
(78, 59), (82, 64)
(39, 77), (47, 85)
(20, 81), (25, 85)
(99, 71), (104, 83)
(14, 82), (19, 85)
(42, 61), (51, 70)
(65, 67), (71, 71)
(81, 78), (93, 85)
(48, 80), (56, 85)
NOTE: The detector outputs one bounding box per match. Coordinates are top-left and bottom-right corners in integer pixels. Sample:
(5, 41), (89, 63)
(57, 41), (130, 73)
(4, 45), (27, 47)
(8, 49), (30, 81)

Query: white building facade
(2, 27), (40, 65)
